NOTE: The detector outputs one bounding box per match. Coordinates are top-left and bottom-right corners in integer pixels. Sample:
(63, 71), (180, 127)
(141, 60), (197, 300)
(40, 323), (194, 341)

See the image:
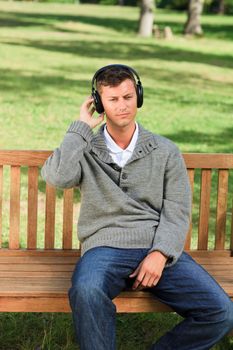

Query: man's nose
(118, 98), (127, 111)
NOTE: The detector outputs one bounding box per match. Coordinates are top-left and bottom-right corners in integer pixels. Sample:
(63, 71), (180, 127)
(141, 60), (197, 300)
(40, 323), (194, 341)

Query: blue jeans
(68, 247), (233, 350)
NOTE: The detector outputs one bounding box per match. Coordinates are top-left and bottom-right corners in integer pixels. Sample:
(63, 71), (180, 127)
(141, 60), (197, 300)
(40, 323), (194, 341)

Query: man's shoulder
(154, 134), (180, 153)
(140, 124), (180, 154)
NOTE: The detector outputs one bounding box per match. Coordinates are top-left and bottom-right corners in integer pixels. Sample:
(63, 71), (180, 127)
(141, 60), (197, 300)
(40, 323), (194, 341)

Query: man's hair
(96, 66), (137, 93)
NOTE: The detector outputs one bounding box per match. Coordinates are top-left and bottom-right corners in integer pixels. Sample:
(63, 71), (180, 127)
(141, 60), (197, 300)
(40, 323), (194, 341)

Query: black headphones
(91, 64), (143, 114)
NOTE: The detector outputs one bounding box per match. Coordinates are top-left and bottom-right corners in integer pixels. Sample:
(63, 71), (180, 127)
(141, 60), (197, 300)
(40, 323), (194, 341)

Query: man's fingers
(132, 278), (141, 290)
(83, 96), (94, 108)
(89, 106), (96, 115)
(141, 273), (152, 287)
(132, 270), (146, 290)
(147, 275), (158, 287)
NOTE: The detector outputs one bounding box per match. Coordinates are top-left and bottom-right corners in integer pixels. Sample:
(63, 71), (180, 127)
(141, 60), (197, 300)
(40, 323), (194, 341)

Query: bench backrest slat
(215, 169), (229, 250)
(9, 166), (21, 249)
(45, 184), (56, 249)
(63, 189), (74, 249)
(0, 165), (2, 247)
(27, 166), (39, 249)
(184, 169), (195, 250)
(198, 169), (212, 250)
(231, 204), (233, 251)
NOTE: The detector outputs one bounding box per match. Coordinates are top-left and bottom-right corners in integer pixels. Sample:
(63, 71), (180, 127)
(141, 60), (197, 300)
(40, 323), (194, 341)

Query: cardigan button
(113, 164), (121, 171)
(122, 187), (128, 192)
(122, 173), (128, 179)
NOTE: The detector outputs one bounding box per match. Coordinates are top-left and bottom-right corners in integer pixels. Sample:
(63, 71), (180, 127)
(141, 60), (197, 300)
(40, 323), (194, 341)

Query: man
(41, 64), (233, 350)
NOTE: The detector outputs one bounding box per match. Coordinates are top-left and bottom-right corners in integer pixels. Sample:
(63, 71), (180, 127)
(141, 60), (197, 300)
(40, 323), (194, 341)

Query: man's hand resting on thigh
(129, 251), (168, 290)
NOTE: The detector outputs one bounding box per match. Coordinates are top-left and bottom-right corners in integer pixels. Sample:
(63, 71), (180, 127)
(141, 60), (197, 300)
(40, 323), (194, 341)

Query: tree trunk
(211, 0), (225, 14)
(138, 0), (155, 37)
(217, 0), (225, 13)
(184, 0), (204, 36)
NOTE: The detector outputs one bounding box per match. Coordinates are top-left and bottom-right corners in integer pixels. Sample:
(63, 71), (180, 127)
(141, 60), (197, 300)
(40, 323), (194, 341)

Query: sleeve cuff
(147, 246), (176, 267)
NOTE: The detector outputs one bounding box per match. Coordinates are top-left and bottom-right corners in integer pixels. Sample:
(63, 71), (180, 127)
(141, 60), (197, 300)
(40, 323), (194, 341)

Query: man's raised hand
(78, 96), (105, 129)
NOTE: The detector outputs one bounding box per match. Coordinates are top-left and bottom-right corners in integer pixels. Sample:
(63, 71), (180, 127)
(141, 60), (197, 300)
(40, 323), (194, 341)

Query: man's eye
(125, 96), (132, 99)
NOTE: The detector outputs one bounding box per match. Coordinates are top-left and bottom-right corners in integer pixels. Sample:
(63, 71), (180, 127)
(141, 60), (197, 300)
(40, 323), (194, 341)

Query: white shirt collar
(104, 122), (138, 154)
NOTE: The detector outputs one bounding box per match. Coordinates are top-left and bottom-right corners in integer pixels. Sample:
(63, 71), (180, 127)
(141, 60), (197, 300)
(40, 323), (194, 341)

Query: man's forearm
(41, 121), (93, 189)
(148, 149), (192, 266)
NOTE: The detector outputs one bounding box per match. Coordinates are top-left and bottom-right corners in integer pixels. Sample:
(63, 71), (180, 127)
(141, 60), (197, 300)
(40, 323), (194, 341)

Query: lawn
(0, 1), (233, 349)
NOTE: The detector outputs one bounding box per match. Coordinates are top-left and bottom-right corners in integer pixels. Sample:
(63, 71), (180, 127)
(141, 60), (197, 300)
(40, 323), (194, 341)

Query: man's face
(100, 79), (137, 129)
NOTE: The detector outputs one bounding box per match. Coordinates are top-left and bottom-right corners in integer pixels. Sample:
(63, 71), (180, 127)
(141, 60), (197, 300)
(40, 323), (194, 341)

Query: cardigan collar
(90, 122), (158, 166)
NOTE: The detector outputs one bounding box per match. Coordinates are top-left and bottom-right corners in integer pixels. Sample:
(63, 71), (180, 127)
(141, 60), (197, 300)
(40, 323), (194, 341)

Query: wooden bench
(0, 151), (233, 326)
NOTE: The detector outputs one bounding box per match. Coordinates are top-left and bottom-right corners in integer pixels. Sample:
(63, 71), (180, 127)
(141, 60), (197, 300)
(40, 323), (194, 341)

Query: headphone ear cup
(92, 90), (104, 114)
(136, 83), (143, 108)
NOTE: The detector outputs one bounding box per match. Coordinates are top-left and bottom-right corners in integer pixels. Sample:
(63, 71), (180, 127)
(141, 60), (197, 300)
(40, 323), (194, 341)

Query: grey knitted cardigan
(41, 120), (191, 267)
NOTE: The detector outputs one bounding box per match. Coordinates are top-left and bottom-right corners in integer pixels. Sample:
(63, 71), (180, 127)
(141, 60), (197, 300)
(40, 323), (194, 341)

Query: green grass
(0, 1), (233, 349)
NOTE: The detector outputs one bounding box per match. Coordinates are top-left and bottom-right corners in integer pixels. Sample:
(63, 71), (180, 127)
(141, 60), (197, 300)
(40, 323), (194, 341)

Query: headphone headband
(91, 64), (141, 91)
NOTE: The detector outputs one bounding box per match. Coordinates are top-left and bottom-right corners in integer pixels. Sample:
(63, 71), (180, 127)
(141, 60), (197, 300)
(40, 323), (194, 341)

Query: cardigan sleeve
(41, 120), (93, 189)
(147, 147), (192, 267)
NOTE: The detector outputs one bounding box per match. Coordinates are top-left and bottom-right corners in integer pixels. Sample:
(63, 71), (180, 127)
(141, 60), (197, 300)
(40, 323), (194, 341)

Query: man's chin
(107, 118), (135, 129)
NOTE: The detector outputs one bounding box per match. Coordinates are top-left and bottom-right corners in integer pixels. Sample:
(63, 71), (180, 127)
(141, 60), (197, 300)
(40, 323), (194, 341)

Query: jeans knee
(69, 279), (105, 306)
(208, 299), (233, 331)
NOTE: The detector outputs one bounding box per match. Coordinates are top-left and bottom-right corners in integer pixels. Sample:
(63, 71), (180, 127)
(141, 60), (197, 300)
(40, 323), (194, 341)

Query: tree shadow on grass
(1, 65), (232, 102)
(0, 68), (89, 98)
(0, 13), (46, 28)
(1, 10), (233, 40)
(2, 37), (233, 69)
(0, 11), (138, 33)
(163, 126), (233, 153)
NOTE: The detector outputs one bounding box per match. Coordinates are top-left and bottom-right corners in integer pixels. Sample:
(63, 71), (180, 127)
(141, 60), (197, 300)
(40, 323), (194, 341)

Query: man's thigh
(71, 246), (148, 300)
(146, 251), (232, 318)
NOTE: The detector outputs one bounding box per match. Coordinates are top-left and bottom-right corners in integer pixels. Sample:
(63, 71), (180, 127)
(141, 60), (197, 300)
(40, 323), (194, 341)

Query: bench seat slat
(1, 269), (233, 278)
(0, 249), (81, 257)
(0, 256), (78, 264)
(0, 281), (233, 297)
(0, 264), (74, 271)
(0, 271), (72, 277)
(0, 295), (173, 313)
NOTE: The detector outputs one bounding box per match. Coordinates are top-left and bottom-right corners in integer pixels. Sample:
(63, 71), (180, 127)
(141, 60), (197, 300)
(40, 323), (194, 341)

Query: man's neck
(105, 122), (136, 150)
